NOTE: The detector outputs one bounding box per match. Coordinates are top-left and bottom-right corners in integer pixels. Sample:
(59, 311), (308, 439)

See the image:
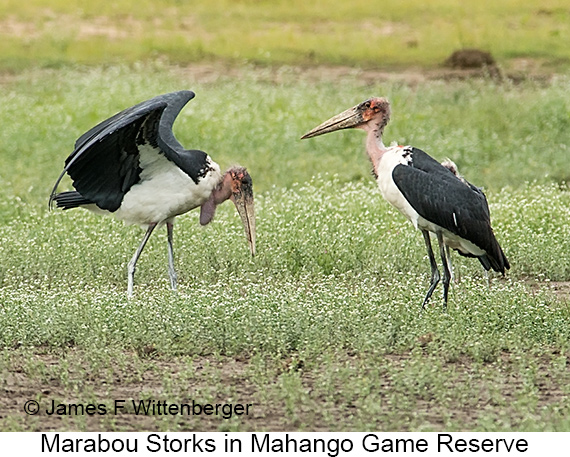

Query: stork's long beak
(301, 105), (364, 139)
(232, 184), (256, 256)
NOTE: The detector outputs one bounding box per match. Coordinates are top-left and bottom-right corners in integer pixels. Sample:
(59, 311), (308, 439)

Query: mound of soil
(444, 49), (496, 69)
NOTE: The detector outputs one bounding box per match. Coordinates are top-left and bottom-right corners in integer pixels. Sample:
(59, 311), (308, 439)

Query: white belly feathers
(113, 144), (222, 226)
(374, 145), (485, 258)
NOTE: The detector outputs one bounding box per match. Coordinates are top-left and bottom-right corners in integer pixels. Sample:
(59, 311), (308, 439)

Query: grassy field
(1, 0), (570, 434)
(1, 65), (570, 431)
(0, 0), (569, 71)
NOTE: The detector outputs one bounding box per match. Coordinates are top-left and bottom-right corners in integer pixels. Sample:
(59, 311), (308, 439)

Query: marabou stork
(50, 90), (255, 297)
(301, 97), (509, 310)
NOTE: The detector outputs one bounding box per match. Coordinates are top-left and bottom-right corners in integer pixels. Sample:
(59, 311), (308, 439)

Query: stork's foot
(126, 223), (157, 298)
(420, 271), (440, 313)
(168, 270), (178, 292)
(437, 232), (451, 312)
(166, 221), (178, 293)
(127, 261), (136, 298)
(421, 229), (440, 313)
(441, 276), (450, 311)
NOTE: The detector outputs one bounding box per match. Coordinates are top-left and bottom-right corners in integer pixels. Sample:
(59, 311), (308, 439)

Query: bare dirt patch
(171, 60), (555, 87)
(0, 15), (152, 41)
(526, 279), (570, 302)
(2, 348), (569, 431)
(1, 350), (277, 432)
(549, 281), (570, 300)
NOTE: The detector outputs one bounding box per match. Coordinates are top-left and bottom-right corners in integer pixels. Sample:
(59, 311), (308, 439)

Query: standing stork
(50, 90), (255, 297)
(301, 98), (509, 310)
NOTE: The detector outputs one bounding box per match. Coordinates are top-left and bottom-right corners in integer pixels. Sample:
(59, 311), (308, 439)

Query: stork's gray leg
(445, 244), (455, 283)
(166, 221), (177, 292)
(127, 223), (157, 297)
(421, 230), (440, 312)
(437, 232), (451, 310)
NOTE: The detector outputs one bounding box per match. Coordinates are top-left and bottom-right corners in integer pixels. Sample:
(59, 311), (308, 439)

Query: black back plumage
(49, 90), (209, 212)
(392, 147), (509, 273)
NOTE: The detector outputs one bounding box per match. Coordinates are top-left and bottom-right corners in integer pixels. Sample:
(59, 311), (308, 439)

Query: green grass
(2, 174), (570, 354)
(1, 66), (570, 431)
(1, 176), (570, 431)
(1, 65), (570, 201)
(0, 0), (569, 71)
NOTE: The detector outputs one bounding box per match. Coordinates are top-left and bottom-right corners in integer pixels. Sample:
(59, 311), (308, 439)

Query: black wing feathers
(155, 92), (209, 180)
(50, 90), (209, 212)
(392, 148), (509, 273)
(51, 191), (93, 210)
(66, 115), (148, 211)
